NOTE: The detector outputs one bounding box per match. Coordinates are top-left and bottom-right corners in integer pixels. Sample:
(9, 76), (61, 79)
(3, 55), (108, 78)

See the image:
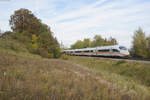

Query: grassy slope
(0, 52), (150, 100)
(0, 35), (41, 59)
(68, 57), (150, 86)
(68, 57), (150, 97)
(0, 36), (150, 99)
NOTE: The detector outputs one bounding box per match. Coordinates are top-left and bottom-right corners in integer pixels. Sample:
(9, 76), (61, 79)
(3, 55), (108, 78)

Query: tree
(83, 38), (91, 48)
(132, 28), (148, 58)
(107, 37), (118, 45)
(0, 29), (2, 36)
(37, 25), (60, 58)
(71, 40), (84, 49)
(9, 8), (41, 36)
(92, 35), (105, 47)
(0, 31), (12, 38)
(71, 34), (118, 49)
(9, 8), (61, 58)
(147, 36), (150, 57)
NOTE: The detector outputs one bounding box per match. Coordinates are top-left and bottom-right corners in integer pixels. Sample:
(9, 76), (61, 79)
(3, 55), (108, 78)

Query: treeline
(71, 28), (150, 59)
(0, 8), (60, 58)
(71, 35), (118, 49)
(131, 28), (150, 58)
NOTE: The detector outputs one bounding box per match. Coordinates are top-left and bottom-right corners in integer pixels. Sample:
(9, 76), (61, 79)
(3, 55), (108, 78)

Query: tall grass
(68, 57), (150, 87)
(68, 56), (150, 98)
(0, 35), (41, 59)
(0, 53), (150, 100)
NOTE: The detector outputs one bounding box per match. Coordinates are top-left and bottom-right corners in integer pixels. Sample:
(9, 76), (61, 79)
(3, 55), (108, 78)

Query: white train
(63, 45), (130, 57)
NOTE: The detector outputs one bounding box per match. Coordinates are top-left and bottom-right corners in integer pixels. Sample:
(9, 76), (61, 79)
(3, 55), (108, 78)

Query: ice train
(63, 45), (130, 57)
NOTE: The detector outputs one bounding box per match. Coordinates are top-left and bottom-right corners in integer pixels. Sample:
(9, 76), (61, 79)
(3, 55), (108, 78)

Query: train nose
(120, 50), (130, 56)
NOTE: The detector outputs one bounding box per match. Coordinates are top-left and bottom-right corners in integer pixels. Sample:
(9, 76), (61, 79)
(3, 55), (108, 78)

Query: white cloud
(0, 0), (150, 48)
(43, 0), (150, 48)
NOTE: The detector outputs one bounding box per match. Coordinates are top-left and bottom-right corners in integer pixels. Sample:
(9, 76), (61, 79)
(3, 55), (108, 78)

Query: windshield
(119, 46), (127, 50)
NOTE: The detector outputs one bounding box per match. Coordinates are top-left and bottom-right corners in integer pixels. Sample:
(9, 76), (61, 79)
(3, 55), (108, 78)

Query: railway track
(73, 55), (150, 64)
(94, 56), (150, 64)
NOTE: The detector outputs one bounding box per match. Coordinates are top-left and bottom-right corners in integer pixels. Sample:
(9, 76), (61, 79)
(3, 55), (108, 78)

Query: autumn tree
(131, 28), (148, 58)
(9, 8), (61, 58)
(9, 8), (42, 36)
(37, 24), (60, 58)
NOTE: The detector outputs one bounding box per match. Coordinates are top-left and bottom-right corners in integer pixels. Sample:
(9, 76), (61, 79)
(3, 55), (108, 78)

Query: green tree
(147, 36), (150, 57)
(71, 34), (118, 49)
(83, 38), (91, 48)
(37, 26), (60, 58)
(71, 40), (84, 49)
(132, 28), (148, 58)
(107, 37), (118, 45)
(0, 29), (2, 36)
(92, 35), (105, 47)
(0, 31), (12, 38)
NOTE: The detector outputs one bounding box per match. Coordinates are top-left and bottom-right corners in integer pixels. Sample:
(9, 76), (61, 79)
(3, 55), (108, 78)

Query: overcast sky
(0, 0), (150, 48)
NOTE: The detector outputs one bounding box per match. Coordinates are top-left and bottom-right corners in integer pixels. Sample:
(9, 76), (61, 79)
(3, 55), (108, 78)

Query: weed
(0, 52), (150, 99)
(114, 60), (126, 66)
(60, 54), (69, 60)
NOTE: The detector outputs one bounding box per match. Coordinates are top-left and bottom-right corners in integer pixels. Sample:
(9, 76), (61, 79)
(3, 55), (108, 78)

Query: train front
(119, 46), (130, 57)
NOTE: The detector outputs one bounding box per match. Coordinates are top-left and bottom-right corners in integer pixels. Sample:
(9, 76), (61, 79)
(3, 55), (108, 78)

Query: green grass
(0, 47), (41, 59)
(0, 35), (41, 59)
(68, 56), (150, 86)
(68, 56), (150, 97)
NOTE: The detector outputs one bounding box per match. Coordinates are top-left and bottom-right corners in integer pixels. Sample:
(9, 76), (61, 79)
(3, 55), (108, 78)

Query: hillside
(0, 34), (150, 100)
(0, 48), (150, 100)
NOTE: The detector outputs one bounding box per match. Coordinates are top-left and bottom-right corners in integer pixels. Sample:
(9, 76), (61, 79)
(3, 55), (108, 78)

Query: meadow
(0, 50), (150, 100)
(0, 36), (150, 100)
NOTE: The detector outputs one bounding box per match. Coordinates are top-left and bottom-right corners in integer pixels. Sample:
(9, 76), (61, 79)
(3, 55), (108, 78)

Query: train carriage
(64, 45), (130, 57)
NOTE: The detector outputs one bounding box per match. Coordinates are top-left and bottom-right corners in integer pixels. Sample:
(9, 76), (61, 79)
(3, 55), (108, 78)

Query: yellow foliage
(0, 91), (3, 94)
(32, 34), (37, 43)
(48, 53), (54, 58)
(32, 43), (38, 50)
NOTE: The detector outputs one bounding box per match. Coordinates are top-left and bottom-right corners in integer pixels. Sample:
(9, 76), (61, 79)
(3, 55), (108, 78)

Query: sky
(0, 0), (150, 48)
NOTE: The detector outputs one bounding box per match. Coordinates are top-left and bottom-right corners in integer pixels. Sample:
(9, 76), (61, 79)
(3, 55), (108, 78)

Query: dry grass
(68, 56), (150, 98)
(0, 52), (150, 100)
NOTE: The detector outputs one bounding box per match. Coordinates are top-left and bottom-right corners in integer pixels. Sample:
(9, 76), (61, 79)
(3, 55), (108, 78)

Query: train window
(83, 50), (93, 52)
(75, 51), (82, 53)
(112, 49), (119, 52)
(84, 50), (90, 52)
(119, 46), (127, 50)
(98, 49), (110, 52)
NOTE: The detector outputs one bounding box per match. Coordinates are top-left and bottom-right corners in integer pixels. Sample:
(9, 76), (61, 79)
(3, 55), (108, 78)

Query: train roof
(63, 45), (127, 52)
(96, 45), (119, 50)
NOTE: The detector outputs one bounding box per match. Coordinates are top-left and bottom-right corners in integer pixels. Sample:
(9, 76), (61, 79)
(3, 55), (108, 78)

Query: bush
(115, 60), (126, 66)
(12, 32), (31, 43)
(60, 54), (69, 60)
(0, 35), (28, 52)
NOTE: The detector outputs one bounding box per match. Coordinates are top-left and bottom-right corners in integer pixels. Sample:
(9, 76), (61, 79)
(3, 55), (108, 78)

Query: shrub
(38, 47), (49, 58)
(60, 54), (69, 60)
(115, 60), (126, 66)
(12, 32), (31, 43)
